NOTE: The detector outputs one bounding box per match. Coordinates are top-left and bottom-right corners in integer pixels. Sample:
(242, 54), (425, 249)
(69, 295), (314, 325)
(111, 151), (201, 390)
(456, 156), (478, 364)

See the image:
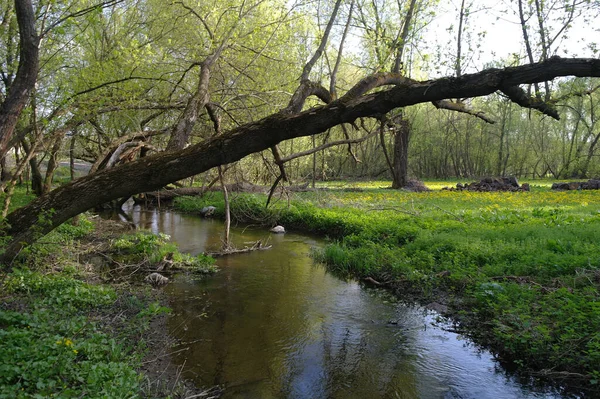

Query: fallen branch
(205, 240), (272, 257)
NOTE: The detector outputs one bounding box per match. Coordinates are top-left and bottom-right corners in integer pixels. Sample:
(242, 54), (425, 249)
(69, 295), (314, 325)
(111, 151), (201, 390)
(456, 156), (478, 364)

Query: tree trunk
(0, 156), (10, 182)
(28, 157), (43, 196)
(391, 116), (411, 189)
(0, 0), (39, 160)
(43, 136), (63, 194)
(20, 139), (43, 196)
(69, 130), (77, 181)
(1, 57), (599, 264)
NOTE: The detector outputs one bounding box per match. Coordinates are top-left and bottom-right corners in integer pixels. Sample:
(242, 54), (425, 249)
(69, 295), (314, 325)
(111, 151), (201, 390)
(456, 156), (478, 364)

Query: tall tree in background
(354, 0), (423, 188)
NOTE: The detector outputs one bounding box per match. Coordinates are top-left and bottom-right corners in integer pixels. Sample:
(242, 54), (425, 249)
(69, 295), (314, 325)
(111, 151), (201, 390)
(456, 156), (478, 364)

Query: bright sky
(421, 0), (599, 77)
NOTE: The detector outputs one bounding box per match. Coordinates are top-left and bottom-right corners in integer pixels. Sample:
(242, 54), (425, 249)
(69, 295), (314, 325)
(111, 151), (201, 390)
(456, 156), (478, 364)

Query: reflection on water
(124, 206), (566, 398)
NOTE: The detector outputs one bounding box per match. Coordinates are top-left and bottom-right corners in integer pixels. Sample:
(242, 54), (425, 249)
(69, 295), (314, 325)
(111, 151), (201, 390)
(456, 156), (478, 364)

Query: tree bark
(1, 57), (600, 263)
(0, 0), (39, 160)
(22, 141), (43, 196)
(391, 115), (410, 189)
(42, 135), (63, 194)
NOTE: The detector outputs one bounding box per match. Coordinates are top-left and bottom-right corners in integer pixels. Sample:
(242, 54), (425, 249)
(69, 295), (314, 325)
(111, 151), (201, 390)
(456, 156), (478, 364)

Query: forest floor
(0, 199), (218, 398)
(173, 179), (600, 396)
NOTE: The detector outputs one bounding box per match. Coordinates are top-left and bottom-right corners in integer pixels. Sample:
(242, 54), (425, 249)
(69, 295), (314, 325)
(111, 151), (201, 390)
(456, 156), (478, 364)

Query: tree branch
(3, 56), (600, 261)
(500, 85), (560, 120)
(432, 100), (496, 124)
(280, 130), (378, 163)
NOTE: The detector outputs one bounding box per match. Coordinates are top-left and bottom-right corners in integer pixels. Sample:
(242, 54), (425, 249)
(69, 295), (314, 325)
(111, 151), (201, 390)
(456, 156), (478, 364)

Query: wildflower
(56, 338), (74, 347)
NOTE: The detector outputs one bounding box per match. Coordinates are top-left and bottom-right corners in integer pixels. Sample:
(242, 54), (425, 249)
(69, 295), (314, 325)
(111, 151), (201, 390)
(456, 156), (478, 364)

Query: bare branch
(330, 1), (354, 98)
(301, 0), (343, 81)
(281, 130), (378, 163)
(340, 72), (414, 101)
(432, 100), (496, 124)
(174, 1), (214, 40)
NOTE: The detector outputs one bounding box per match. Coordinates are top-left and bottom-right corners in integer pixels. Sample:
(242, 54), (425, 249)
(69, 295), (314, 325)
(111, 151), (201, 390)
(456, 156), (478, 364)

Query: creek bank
(0, 216), (216, 398)
(171, 190), (600, 397)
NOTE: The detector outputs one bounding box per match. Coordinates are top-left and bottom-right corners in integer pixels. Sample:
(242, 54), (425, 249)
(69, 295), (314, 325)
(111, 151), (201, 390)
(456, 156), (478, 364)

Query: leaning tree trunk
(391, 117), (411, 189)
(1, 57), (599, 265)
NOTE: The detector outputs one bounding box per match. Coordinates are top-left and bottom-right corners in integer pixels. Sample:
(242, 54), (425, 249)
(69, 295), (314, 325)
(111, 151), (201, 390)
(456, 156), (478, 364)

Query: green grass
(311, 177), (586, 190)
(174, 186), (600, 386)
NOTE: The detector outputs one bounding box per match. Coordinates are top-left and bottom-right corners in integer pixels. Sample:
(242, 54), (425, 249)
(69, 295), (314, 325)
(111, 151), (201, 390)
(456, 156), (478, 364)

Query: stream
(124, 206), (568, 399)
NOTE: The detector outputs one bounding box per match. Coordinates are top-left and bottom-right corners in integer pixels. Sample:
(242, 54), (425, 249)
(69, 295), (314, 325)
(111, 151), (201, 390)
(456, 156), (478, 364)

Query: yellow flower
(56, 338), (74, 347)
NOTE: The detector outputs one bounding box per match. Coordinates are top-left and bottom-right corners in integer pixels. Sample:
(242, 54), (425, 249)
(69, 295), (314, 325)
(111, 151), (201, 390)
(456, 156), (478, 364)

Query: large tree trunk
(391, 117), (411, 189)
(0, 0), (39, 160)
(1, 57), (599, 264)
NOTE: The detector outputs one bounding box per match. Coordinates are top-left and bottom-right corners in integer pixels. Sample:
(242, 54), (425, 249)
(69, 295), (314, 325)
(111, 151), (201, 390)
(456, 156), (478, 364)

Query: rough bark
(0, 0), (39, 160)
(391, 115), (410, 189)
(42, 136), (63, 194)
(166, 62), (211, 151)
(2, 56), (600, 263)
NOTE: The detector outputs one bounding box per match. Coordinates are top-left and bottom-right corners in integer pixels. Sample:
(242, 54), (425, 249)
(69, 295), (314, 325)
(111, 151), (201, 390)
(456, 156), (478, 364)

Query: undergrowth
(0, 266), (170, 398)
(1, 203), (216, 398)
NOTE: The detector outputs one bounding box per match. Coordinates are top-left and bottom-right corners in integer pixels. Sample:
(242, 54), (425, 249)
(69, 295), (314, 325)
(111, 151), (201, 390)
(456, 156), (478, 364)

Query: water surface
(127, 206), (566, 399)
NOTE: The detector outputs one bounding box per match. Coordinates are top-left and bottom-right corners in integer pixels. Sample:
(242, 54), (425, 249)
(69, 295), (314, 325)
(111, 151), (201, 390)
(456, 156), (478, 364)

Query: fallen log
(551, 179), (600, 190)
(137, 181), (312, 204)
(205, 240), (272, 257)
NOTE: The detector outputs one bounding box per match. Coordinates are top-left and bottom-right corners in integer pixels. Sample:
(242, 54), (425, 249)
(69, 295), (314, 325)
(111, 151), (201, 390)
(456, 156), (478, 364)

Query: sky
(422, 0), (599, 77)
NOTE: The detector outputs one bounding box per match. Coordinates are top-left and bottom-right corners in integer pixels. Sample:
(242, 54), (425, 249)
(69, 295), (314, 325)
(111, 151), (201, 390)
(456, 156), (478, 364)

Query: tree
(1, 56), (599, 263)
(354, 0), (426, 188)
(0, 0), (38, 161)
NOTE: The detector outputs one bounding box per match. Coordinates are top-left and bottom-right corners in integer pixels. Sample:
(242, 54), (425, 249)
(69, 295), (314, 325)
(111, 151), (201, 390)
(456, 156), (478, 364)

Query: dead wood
(205, 240), (272, 257)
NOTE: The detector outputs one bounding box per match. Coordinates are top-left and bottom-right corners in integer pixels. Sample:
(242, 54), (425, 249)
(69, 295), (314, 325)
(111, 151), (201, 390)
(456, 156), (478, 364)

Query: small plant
(111, 231), (217, 273)
(0, 266), (152, 398)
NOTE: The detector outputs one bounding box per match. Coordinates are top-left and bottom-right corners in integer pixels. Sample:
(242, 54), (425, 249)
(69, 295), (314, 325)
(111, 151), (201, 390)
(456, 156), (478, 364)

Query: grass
(173, 182), (600, 389)
(0, 189), (217, 398)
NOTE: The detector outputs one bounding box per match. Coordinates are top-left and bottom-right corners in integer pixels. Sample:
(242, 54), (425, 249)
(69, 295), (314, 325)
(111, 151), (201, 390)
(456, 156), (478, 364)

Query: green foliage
(3, 269), (116, 308)
(112, 231), (217, 272)
(0, 264), (164, 398)
(54, 217), (95, 240)
(18, 215), (95, 267)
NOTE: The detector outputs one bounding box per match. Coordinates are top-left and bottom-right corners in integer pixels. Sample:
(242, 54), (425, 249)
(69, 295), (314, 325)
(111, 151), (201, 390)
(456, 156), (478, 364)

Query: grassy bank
(1, 194), (216, 398)
(173, 184), (600, 390)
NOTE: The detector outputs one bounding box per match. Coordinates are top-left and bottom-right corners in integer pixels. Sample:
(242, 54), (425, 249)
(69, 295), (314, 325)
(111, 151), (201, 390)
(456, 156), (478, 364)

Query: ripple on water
(122, 207), (570, 399)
